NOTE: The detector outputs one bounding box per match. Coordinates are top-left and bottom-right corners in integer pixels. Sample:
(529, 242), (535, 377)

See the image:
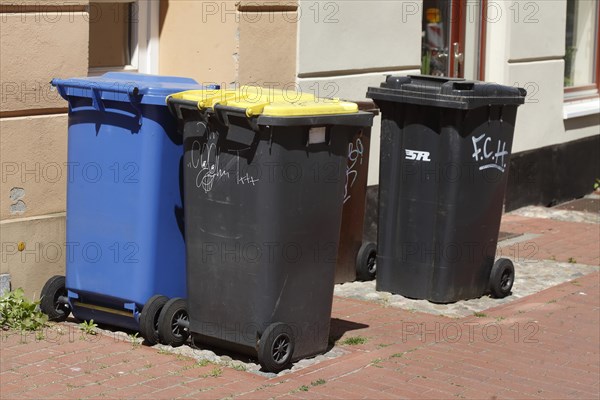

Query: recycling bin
(40, 73), (210, 344)
(166, 87), (373, 372)
(367, 75), (526, 303)
(335, 101), (378, 283)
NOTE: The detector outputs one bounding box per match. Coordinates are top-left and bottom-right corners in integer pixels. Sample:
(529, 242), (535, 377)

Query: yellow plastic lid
(167, 86), (359, 117)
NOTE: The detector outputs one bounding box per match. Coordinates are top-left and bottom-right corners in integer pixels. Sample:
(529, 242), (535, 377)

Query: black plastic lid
(366, 75), (527, 110)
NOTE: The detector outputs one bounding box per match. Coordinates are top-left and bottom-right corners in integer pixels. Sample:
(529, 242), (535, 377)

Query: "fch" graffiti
(471, 133), (509, 173)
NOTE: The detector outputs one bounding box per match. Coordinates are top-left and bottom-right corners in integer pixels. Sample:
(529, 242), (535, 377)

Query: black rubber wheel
(489, 258), (515, 298)
(157, 297), (189, 347)
(139, 295), (169, 345)
(190, 334), (201, 349)
(356, 242), (377, 281)
(257, 323), (295, 373)
(40, 275), (70, 322)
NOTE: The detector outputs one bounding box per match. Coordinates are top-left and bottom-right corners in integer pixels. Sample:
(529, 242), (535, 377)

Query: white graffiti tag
(190, 133), (230, 193)
(236, 153), (259, 186)
(189, 132), (260, 192)
(344, 138), (364, 204)
(471, 133), (509, 173)
(405, 149), (431, 162)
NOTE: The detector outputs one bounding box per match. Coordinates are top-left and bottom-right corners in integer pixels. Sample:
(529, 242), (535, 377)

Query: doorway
(421, 0), (487, 80)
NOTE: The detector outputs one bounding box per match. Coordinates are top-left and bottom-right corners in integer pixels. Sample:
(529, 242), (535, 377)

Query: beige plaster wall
(0, 114), (68, 220)
(0, 3), (87, 297)
(238, 10), (297, 87)
(0, 1), (88, 8)
(158, 0), (238, 86)
(0, 214), (66, 299)
(0, 10), (89, 114)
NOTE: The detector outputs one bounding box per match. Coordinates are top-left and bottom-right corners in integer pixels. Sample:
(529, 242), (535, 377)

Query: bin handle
(91, 88), (105, 113)
(51, 79), (143, 126)
(128, 93), (143, 126)
(486, 104), (505, 126)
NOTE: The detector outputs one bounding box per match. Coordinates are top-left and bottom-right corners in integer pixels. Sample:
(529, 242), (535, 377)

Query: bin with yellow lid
(163, 87), (373, 373)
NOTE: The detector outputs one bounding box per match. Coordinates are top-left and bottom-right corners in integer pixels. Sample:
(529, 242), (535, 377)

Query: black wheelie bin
(367, 75), (526, 303)
(165, 87), (374, 372)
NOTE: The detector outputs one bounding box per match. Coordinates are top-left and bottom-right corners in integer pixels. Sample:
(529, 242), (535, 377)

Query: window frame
(457, 0), (488, 80)
(563, 0), (600, 103)
(478, 0), (488, 80)
(87, 0), (159, 76)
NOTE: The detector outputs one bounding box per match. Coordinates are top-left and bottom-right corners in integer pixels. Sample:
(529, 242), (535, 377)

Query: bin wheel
(356, 242), (377, 281)
(139, 295), (169, 345)
(190, 335), (201, 349)
(489, 258), (515, 298)
(157, 298), (189, 347)
(257, 323), (295, 373)
(40, 275), (70, 322)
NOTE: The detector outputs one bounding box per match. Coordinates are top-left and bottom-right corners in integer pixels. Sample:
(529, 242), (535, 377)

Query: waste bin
(165, 87), (373, 372)
(367, 75), (526, 303)
(335, 101), (378, 283)
(40, 73), (210, 344)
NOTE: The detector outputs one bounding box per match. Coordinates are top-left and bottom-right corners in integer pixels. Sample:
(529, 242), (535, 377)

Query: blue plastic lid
(51, 72), (215, 106)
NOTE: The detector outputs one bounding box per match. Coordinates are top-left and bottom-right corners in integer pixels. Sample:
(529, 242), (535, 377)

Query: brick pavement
(1, 213), (599, 400)
(499, 214), (600, 266)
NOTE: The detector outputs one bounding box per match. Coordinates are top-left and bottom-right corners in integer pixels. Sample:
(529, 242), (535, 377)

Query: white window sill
(563, 98), (600, 119)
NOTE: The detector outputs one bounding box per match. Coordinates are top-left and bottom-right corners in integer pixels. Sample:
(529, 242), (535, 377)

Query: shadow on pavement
(327, 318), (369, 350)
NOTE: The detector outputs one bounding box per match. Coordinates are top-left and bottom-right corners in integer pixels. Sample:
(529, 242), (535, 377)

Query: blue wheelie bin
(40, 73), (210, 344)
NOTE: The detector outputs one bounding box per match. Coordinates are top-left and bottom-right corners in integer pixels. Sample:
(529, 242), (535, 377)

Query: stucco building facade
(1, 0), (599, 296)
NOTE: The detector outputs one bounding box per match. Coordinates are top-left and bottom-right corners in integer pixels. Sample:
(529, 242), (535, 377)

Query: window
(564, 0), (600, 102)
(88, 0), (159, 75)
(89, 2), (132, 69)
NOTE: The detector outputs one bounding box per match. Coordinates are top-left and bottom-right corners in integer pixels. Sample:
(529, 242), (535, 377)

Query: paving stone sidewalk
(1, 207), (599, 399)
(335, 204), (600, 317)
(334, 259), (598, 317)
